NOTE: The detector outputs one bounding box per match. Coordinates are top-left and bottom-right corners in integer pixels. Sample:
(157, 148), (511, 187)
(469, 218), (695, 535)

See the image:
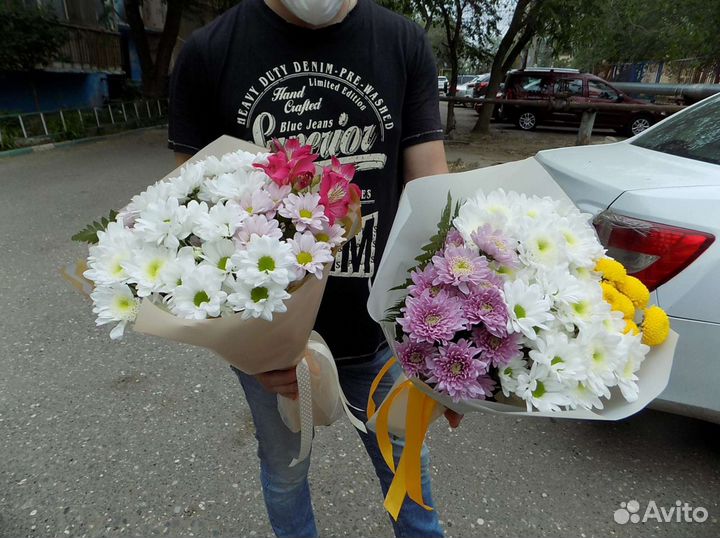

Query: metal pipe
(108, 105), (114, 124)
(94, 108), (100, 127)
(611, 82), (720, 101)
(121, 103), (127, 122)
(59, 109), (67, 131)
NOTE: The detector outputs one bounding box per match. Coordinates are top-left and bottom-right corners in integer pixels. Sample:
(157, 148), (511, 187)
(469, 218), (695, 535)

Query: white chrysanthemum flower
(289, 232), (333, 279)
(167, 264), (227, 320)
(577, 325), (624, 398)
(233, 235), (295, 288)
(517, 222), (568, 270)
(201, 238), (236, 273)
(233, 214), (283, 246)
(265, 182), (292, 206)
(279, 193), (327, 233)
(516, 363), (571, 412)
(84, 222), (138, 285)
(91, 283), (140, 340)
(556, 216), (605, 268)
(198, 169), (266, 204)
(503, 279), (553, 339)
(497, 356), (528, 397)
(528, 332), (586, 383)
(160, 246), (198, 289)
(227, 279), (291, 321)
(222, 150), (269, 172)
(314, 221), (346, 248)
(554, 280), (609, 330)
(239, 188), (275, 218)
(122, 245), (177, 297)
(564, 380), (604, 410)
(194, 200), (245, 241)
(454, 191), (513, 242)
(134, 197), (192, 249)
(123, 180), (177, 216)
(614, 332), (649, 402)
(168, 161), (205, 200)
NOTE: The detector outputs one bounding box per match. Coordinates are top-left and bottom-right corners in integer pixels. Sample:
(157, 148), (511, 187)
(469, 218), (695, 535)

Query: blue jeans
(231, 346), (444, 538)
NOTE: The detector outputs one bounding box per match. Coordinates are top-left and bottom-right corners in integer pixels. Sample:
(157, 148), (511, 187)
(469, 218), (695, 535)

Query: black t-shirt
(168, 0), (443, 360)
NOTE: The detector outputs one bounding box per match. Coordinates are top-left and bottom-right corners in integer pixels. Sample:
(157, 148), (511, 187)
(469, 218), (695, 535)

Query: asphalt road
(1, 128), (719, 538)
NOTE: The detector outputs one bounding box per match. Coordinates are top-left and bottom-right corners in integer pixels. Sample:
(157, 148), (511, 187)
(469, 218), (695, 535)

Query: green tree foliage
(0, 2), (68, 71)
(550, 0), (720, 73)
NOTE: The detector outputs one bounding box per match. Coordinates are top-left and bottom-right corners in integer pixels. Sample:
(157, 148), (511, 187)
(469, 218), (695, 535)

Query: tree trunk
(446, 50), (458, 137)
(123, 0), (184, 98)
(472, 0), (538, 134)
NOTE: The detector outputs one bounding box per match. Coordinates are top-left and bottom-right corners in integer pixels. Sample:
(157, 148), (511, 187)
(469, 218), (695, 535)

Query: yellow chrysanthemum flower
(641, 306), (670, 346)
(600, 281), (618, 302)
(611, 291), (635, 319)
(595, 258), (627, 284)
(617, 275), (650, 309)
(624, 319), (640, 335)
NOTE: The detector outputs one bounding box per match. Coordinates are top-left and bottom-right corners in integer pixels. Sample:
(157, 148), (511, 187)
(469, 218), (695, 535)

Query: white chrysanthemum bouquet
(74, 138), (360, 343)
(67, 136), (365, 464)
(386, 189), (671, 414)
(367, 158), (677, 425)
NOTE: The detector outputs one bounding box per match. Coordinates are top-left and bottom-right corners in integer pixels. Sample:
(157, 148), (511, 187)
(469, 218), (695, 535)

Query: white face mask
(280, 0), (347, 27)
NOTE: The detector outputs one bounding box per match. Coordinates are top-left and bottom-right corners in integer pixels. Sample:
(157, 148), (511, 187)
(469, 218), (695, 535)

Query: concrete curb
(0, 124), (168, 159)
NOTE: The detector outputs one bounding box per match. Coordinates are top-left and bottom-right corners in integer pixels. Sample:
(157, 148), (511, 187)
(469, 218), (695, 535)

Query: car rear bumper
(651, 316), (720, 423)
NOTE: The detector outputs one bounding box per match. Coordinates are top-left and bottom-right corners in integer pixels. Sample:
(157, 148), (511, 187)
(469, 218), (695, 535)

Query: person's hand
(444, 408), (463, 428)
(254, 367), (298, 399)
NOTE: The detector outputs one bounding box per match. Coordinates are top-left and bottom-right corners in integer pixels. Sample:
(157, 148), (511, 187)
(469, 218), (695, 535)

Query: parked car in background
(454, 74), (484, 106)
(438, 75), (449, 95)
(494, 68), (667, 135)
(471, 73), (492, 98)
(536, 93), (720, 423)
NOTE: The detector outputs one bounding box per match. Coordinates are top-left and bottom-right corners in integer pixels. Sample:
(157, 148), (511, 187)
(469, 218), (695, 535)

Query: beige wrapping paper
(132, 266), (330, 374)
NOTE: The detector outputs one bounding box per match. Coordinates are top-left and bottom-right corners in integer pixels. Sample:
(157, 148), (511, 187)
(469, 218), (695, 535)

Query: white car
(535, 93), (720, 423)
(438, 76), (449, 94)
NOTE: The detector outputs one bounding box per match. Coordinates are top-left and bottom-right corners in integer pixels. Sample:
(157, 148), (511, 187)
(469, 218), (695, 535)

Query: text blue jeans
(231, 345), (444, 538)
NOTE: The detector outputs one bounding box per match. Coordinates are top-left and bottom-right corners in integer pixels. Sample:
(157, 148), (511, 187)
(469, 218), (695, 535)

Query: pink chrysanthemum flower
(426, 339), (493, 401)
(407, 264), (440, 297)
(463, 287), (509, 337)
(444, 228), (466, 249)
(472, 327), (523, 367)
(396, 337), (437, 378)
(278, 192), (327, 233)
(397, 289), (467, 344)
(471, 224), (519, 268)
(233, 214), (282, 246)
(432, 246), (490, 294)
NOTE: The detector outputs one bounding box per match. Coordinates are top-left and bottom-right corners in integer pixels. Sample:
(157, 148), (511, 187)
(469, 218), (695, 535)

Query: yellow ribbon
(367, 358), (438, 521)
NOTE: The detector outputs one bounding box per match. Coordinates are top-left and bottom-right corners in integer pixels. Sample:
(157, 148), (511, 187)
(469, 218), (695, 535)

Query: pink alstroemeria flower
(255, 139), (318, 187)
(319, 157), (359, 224)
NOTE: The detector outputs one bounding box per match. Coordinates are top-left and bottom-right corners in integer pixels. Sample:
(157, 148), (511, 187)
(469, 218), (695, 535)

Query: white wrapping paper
(367, 158), (678, 432)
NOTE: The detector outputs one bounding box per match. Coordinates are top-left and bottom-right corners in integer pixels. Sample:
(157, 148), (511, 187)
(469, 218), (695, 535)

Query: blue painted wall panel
(0, 71), (109, 113)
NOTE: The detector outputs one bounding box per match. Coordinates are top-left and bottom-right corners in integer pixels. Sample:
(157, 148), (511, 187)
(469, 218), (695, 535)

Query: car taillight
(593, 210), (714, 291)
(479, 82), (489, 88)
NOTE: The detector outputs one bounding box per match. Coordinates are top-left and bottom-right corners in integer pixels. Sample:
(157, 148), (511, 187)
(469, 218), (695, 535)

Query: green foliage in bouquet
(382, 192), (460, 324)
(71, 210), (118, 244)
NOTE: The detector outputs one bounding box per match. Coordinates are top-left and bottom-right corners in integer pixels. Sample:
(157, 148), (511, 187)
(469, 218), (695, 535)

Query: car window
(631, 96), (720, 166)
(554, 78), (584, 96)
(512, 76), (550, 95)
(588, 80), (619, 100)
